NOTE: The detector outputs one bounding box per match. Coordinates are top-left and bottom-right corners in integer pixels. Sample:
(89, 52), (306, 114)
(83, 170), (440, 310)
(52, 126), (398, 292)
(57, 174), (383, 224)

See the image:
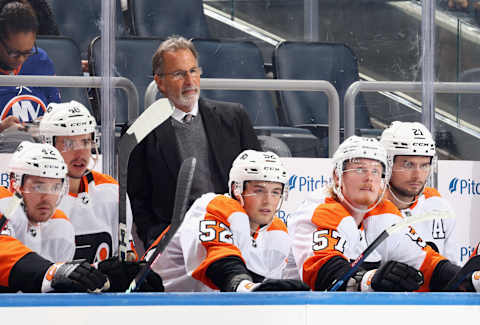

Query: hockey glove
(97, 257), (164, 292)
(43, 261), (110, 293)
(371, 260), (424, 292)
(236, 278), (310, 292)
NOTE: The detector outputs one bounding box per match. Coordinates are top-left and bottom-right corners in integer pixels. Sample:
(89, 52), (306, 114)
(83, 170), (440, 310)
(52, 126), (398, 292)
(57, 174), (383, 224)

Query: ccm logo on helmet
(69, 122), (89, 127)
(412, 143), (430, 146)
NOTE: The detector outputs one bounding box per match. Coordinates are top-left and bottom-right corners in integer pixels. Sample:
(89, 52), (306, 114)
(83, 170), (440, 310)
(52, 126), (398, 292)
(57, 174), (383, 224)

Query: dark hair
(0, 0), (39, 40)
(26, 0), (59, 35)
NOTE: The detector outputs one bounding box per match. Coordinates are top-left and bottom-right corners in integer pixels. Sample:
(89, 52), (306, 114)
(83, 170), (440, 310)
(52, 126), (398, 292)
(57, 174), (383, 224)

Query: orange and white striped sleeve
(180, 194), (251, 289)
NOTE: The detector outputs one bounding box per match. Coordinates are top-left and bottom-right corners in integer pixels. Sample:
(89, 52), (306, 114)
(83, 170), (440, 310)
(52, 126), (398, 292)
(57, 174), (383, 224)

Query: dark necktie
(183, 113), (193, 125)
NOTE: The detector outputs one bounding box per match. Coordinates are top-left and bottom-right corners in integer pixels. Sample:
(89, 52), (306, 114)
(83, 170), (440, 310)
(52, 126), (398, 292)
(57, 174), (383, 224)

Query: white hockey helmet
(8, 141), (68, 194)
(332, 136), (389, 212)
(228, 150), (288, 197)
(380, 121), (436, 161)
(39, 100), (97, 145)
(333, 135), (389, 180)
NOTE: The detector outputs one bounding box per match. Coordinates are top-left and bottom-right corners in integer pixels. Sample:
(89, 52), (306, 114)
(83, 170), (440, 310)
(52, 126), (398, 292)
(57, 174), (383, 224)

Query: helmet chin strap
(387, 182), (426, 207)
(334, 179), (387, 216)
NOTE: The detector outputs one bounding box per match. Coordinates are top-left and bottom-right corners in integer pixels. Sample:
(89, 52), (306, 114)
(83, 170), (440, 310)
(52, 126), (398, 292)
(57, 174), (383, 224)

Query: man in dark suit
(128, 36), (260, 247)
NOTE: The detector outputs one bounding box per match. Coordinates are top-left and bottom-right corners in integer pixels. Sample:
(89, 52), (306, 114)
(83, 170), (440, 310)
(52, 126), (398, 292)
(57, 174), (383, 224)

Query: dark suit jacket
(127, 97), (261, 246)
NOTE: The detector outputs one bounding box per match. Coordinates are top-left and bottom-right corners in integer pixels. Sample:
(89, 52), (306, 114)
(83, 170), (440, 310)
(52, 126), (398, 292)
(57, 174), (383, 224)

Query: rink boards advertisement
(0, 154), (477, 264)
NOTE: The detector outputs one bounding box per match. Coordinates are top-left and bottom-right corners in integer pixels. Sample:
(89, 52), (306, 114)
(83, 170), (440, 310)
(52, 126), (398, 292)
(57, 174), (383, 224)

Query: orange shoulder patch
(205, 195), (244, 227)
(267, 217), (288, 232)
(311, 200), (350, 229)
(91, 170), (118, 186)
(366, 199), (402, 221)
(423, 187), (441, 199)
(0, 186), (12, 199)
(50, 209), (70, 221)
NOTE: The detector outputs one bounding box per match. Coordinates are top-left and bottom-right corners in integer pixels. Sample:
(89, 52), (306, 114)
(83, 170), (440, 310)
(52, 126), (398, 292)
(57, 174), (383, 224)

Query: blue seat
(273, 41), (373, 140)
(458, 68), (480, 128)
(47, 0), (128, 59)
(88, 36), (163, 125)
(193, 39), (278, 126)
(128, 0), (210, 38)
(192, 38), (323, 157)
(36, 36), (90, 109)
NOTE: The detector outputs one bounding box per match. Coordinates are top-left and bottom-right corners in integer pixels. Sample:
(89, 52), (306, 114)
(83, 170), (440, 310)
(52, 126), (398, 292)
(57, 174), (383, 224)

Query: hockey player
(0, 230), (109, 292)
(38, 101), (164, 292)
(289, 136), (479, 292)
(380, 121), (459, 263)
(38, 100), (136, 263)
(152, 150), (309, 292)
(1, 140), (75, 262)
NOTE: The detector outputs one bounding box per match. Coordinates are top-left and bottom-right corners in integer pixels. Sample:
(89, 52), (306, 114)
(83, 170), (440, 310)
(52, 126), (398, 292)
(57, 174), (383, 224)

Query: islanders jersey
(152, 193), (291, 292)
(58, 170), (135, 263)
(0, 47), (60, 122)
(0, 187), (75, 262)
(290, 197), (446, 291)
(400, 187), (458, 264)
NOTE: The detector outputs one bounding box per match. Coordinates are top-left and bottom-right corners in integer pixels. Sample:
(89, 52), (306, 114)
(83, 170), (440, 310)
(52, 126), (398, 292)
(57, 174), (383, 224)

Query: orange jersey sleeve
(0, 235), (32, 287)
(191, 195), (246, 289)
(302, 198), (352, 289)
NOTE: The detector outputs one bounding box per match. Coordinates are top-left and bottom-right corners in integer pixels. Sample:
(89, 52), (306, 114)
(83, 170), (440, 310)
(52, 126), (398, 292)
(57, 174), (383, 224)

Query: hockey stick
(126, 156), (196, 293)
(443, 255), (480, 291)
(117, 98), (174, 262)
(328, 209), (454, 291)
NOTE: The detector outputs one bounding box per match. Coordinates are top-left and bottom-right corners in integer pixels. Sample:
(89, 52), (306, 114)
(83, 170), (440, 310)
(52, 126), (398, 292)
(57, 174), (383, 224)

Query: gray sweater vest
(172, 115), (223, 201)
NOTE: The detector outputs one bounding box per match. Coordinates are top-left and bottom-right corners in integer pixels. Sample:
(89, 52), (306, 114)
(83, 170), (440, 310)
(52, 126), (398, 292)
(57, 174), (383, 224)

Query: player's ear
(232, 182), (244, 206)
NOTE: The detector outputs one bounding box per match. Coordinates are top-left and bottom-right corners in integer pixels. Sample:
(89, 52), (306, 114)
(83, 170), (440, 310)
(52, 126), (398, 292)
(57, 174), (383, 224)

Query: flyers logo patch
(474, 271), (480, 281)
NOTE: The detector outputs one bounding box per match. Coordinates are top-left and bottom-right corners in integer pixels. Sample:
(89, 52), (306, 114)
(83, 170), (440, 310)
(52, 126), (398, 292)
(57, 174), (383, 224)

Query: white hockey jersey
(400, 187), (458, 264)
(0, 186), (75, 262)
(289, 196), (446, 291)
(152, 193), (291, 292)
(57, 170), (135, 263)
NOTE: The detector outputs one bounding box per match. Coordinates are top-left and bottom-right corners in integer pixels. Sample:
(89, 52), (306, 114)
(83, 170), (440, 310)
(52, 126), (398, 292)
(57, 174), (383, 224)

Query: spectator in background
(0, 0), (60, 124)
(27, 0), (59, 35)
(128, 35), (261, 247)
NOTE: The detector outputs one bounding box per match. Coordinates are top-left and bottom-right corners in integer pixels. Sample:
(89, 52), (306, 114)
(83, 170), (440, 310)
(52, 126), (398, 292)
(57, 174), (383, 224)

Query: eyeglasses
(22, 182), (64, 195)
(393, 161), (431, 172)
(243, 188), (283, 199)
(0, 38), (38, 59)
(58, 138), (95, 152)
(343, 167), (383, 178)
(159, 67), (203, 80)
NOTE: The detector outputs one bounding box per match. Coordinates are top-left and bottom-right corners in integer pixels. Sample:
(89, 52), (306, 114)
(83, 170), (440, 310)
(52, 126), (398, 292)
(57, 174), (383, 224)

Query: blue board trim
(2, 292), (480, 307)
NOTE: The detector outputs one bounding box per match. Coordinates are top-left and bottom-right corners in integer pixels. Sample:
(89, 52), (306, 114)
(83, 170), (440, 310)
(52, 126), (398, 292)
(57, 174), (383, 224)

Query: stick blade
(125, 98), (173, 141)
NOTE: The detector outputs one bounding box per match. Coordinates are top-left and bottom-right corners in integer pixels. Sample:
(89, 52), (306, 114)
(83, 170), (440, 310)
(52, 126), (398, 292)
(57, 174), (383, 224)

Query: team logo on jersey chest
(74, 232), (112, 264)
(1, 87), (47, 122)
